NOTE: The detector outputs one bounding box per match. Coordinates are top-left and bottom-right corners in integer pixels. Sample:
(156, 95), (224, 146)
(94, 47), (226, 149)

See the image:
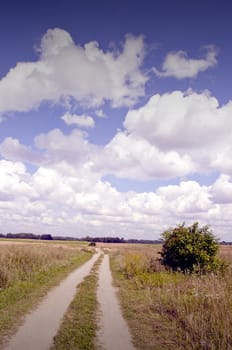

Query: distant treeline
(220, 241), (232, 245)
(0, 233), (53, 240)
(84, 236), (163, 244)
(0, 232), (231, 245)
(0, 232), (163, 244)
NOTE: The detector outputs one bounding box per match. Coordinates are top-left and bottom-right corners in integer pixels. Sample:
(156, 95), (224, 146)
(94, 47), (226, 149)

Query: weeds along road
(4, 249), (101, 350)
(97, 254), (135, 350)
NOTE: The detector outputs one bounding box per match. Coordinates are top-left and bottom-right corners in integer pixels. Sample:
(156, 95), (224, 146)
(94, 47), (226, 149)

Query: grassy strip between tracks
(51, 254), (103, 350)
(0, 244), (93, 347)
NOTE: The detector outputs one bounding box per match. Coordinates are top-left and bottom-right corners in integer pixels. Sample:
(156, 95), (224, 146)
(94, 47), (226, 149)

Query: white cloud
(124, 90), (226, 149)
(95, 109), (106, 118)
(158, 181), (212, 214)
(0, 28), (147, 115)
(0, 137), (43, 164)
(0, 160), (35, 199)
(34, 128), (96, 167)
(211, 174), (232, 204)
(2, 126), (193, 182)
(123, 90), (232, 175)
(3, 85), (232, 183)
(0, 128), (100, 178)
(94, 132), (195, 180)
(0, 158), (231, 240)
(39, 28), (74, 58)
(153, 46), (218, 79)
(2, 87), (232, 184)
(61, 112), (95, 128)
(1, 27), (232, 240)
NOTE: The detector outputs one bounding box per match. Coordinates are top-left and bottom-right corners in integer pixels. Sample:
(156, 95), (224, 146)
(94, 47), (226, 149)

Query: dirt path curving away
(4, 250), (100, 350)
(97, 254), (135, 350)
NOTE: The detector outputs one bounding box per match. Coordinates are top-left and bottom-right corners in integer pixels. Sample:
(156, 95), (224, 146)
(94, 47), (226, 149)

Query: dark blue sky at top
(1, 0), (231, 71)
(0, 1), (230, 92)
(0, 0), (232, 192)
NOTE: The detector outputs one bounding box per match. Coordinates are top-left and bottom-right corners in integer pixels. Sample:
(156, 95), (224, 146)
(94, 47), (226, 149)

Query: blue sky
(0, 0), (232, 240)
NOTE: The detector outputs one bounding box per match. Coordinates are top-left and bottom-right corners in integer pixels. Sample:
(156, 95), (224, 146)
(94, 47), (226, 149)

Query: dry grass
(0, 242), (93, 346)
(110, 245), (232, 350)
(0, 244), (87, 289)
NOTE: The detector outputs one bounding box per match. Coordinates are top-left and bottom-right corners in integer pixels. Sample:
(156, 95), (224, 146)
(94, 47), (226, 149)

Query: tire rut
(3, 251), (100, 350)
(97, 254), (135, 350)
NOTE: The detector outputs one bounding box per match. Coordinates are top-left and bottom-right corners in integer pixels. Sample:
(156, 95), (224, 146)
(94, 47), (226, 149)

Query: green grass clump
(52, 254), (103, 350)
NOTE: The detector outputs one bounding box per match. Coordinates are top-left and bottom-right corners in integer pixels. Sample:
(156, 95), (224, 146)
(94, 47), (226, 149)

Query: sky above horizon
(0, 0), (232, 240)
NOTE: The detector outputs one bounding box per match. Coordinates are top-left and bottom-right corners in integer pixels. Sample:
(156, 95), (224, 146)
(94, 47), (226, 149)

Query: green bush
(160, 222), (221, 273)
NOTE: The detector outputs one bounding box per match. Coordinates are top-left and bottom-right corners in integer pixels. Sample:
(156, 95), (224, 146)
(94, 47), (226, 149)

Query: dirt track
(4, 251), (100, 350)
(97, 254), (135, 350)
(3, 249), (134, 350)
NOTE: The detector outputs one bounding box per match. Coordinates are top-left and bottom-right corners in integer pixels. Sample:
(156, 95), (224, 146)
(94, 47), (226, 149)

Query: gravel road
(4, 250), (100, 350)
(97, 254), (135, 350)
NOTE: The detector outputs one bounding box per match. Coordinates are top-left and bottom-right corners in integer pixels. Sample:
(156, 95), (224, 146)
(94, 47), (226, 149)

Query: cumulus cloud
(211, 174), (232, 204)
(123, 90), (232, 175)
(0, 28), (147, 115)
(61, 112), (95, 128)
(158, 181), (212, 214)
(1, 27), (232, 240)
(95, 109), (106, 118)
(0, 137), (43, 164)
(0, 157), (231, 240)
(90, 89), (232, 181)
(94, 132), (195, 180)
(0, 146), (230, 238)
(153, 46), (218, 79)
(0, 160), (35, 199)
(3, 85), (232, 182)
(39, 27), (74, 57)
(34, 128), (99, 171)
(124, 90), (228, 149)
(2, 89), (232, 182)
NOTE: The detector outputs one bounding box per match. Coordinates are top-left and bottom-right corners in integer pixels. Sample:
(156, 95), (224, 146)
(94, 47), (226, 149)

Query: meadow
(1, 239), (232, 349)
(110, 244), (232, 350)
(0, 240), (93, 347)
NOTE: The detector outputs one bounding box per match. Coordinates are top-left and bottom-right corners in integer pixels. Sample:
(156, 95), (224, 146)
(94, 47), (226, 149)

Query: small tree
(160, 222), (220, 273)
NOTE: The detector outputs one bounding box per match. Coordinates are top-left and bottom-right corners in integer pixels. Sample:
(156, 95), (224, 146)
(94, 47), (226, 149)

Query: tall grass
(0, 244), (86, 289)
(111, 246), (232, 349)
(0, 243), (93, 345)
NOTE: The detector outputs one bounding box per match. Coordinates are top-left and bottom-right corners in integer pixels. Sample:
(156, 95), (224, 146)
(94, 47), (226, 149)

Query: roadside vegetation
(51, 254), (103, 350)
(0, 242), (93, 346)
(160, 222), (223, 273)
(110, 236), (232, 349)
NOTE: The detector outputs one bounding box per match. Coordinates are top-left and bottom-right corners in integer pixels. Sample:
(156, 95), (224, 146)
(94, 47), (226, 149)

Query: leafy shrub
(160, 222), (221, 273)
